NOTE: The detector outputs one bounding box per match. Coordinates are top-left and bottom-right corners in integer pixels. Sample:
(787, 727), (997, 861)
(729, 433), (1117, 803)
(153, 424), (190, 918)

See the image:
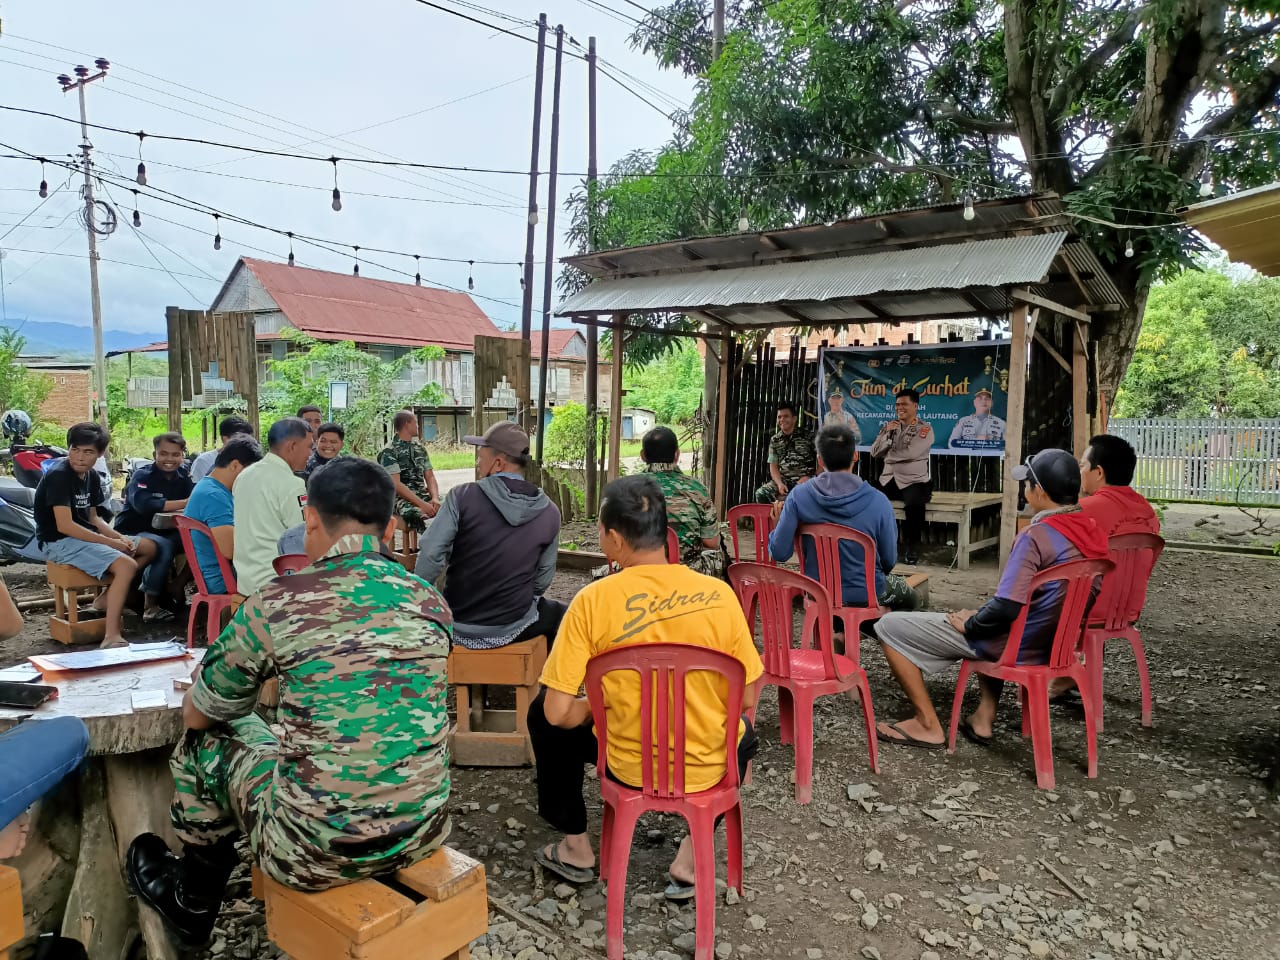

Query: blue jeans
(0, 716), (89, 828)
(136, 531), (178, 597)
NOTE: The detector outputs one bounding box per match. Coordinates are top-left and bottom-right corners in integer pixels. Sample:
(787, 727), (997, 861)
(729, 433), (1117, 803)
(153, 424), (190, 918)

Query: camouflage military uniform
(643, 462), (730, 580)
(754, 429), (818, 503)
(175, 533), (453, 892)
(377, 437), (434, 532)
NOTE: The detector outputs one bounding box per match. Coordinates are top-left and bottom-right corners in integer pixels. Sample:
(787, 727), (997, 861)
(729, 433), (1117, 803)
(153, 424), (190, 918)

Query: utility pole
(713, 0), (725, 59)
(703, 2), (726, 489)
(58, 60), (110, 429)
(520, 15), (548, 344)
(584, 36), (600, 513)
(534, 24), (564, 463)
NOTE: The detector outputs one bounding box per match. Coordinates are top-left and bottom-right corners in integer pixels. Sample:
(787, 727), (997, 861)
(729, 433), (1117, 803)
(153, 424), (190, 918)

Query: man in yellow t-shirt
(529, 475), (763, 900)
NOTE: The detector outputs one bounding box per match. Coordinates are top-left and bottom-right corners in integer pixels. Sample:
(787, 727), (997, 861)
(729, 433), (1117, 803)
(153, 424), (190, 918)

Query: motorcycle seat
(0, 480), (36, 508)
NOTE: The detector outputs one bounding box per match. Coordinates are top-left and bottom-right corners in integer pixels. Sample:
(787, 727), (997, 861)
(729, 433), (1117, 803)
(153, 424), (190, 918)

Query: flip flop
(664, 879), (696, 902)
(875, 720), (945, 750)
(142, 607), (175, 623)
(535, 843), (594, 884)
(958, 719), (992, 747)
(1049, 687), (1082, 706)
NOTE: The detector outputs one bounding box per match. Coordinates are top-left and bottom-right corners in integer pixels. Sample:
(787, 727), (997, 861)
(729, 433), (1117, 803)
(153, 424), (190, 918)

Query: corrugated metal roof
(557, 233), (1066, 321)
(212, 258), (500, 351)
(1178, 183), (1280, 276)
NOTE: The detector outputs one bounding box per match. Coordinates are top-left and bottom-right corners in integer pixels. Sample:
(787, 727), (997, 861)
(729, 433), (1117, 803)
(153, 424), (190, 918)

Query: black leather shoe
(125, 833), (221, 947)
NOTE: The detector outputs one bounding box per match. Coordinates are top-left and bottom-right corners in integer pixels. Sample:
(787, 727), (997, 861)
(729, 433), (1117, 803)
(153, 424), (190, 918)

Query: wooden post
(999, 304), (1029, 564)
(713, 328), (731, 518)
(1072, 319), (1089, 456)
(607, 312), (624, 483)
(243, 314), (260, 438)
(165, 306), (182, 432)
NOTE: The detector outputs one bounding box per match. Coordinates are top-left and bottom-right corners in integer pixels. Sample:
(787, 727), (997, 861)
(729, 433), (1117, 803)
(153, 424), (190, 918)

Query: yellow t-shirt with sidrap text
(540, 563), (764, 793)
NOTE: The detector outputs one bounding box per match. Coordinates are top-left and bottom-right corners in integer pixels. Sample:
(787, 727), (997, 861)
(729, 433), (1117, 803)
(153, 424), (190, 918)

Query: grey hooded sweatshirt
(415, 472), (560, 642)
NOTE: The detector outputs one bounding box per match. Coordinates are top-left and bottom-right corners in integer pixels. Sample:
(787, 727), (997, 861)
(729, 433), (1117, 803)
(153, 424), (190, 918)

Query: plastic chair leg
(947, 661), (973, 754)
(1026, 681), (1056, 791)
(603, 804), (641, 960)
(688, 810), (719, 960)
(598, 802), (615, 883)
(855, 670), (879, 774)
(1129, 631), (1153, 728)
(1083, 635), (1106, 733)
(186, 598), (200, 649)
(791, 689), (815, 805)
(724, 801), (744, 894)
(777, 687), (795, 746)
(1020, 685), (1031, 738)
(1078, 670), (1099, 780)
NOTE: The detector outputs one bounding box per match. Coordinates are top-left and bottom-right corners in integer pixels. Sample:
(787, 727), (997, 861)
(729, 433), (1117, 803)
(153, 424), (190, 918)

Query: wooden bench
(47, 562), (111, 645)
(252, 846), (487, 960)
(447, 636), (547, 767)
(888, 492), (1002, 570)
(0, 866), (21, 960)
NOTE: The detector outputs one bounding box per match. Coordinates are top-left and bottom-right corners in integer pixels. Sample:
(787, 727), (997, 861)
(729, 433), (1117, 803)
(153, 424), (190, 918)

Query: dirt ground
(2, 547), (1277, 960)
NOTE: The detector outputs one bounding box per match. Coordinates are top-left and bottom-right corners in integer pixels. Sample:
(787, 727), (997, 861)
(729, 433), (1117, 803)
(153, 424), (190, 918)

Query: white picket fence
(1108, 418), (1280, 505)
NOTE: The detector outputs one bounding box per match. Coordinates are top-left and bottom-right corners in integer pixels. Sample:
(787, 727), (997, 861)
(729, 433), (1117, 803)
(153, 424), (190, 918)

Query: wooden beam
(165, 307), (182, 433)
(1058, 253), (1098, 306)
(759, 234), (787, 251)
(777, 304), (814, 325)
(999, 304), (1030, 565)
(678, 245), (704, 261)
(607, 312), (624, 483)
(713, 328), (731, 519)
(1010, 288), (1090, 324)
(1032, 328), (1071, 375)
(570, 315), (715, 342)
(1072, 319), (1089, 456)
(854, 298), (893, 320)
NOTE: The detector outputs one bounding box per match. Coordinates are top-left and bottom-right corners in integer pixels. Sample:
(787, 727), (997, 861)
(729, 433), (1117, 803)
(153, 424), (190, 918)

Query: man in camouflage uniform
(754, 401), (818, 503)
(377, 409), (440, 532)
(640, 426), (729, 580)
(125, 458), (453, 948)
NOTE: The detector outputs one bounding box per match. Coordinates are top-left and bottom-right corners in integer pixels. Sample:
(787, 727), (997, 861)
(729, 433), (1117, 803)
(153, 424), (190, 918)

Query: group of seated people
(12, 405), (1158, 950)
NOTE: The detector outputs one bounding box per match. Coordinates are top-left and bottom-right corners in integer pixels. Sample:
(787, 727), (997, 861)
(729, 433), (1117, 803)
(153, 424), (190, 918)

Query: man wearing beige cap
(416, 421), (565, 648)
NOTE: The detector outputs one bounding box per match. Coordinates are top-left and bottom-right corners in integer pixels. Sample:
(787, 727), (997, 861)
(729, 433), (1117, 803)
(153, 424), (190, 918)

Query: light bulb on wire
(352, 246), (360, 276)
(38, 159), (48, 199)
(212, 214), (221, 251)
(131, 189), (141, 228)
(737, 207), (749, 233)
(1124, 237), (1135, 258)
(414, 255), (422, 286)
(331, 159), (343, 212)
(287, 232), (295, 267)
(518, 262), (525, 291)
(467, 260), (475, 291)
(1199, 169), (1214, 198)
(528, 208), (539, 227)
(962, 196), (975, 221)
(136, 133), (147, 186)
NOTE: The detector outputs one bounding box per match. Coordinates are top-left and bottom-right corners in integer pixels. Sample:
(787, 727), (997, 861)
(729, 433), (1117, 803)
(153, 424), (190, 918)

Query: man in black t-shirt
(36, 422), (160, 648)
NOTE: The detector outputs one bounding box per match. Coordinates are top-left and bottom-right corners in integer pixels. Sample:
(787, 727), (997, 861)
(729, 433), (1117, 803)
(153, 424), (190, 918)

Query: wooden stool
(390, 517), (420, 570)
(47, 562), (111, 645)
(447, 636), (547, 767)
(252, 846), (487, 960)
(0, 866), (22, 960)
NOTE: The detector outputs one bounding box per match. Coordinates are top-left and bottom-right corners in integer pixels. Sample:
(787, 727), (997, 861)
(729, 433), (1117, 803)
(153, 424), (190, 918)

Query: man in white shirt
(231, 418), (312, 595)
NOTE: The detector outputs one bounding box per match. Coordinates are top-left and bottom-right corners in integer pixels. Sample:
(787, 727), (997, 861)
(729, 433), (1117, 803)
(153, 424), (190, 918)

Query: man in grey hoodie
(416, 422), (564, 649)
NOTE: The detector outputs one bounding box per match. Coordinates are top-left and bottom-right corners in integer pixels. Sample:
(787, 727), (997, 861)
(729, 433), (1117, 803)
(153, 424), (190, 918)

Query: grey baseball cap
(1010, 448), (1081, 502)
(463, 421), (530, 460)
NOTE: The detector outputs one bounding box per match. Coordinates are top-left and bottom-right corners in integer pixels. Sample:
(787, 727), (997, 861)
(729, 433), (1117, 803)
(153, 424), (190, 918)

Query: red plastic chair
(273, 554), (310, 576)
(1082, 533), (1164, 730)
(666, 526), (681, 564)
(795, 522), (891, 640)
(727, 503), (776, 564)
(946, 557), (1114, 790)
(586, 643), (745, 960)
(728, 562), (878, 802)
(174, 515), (241, 649)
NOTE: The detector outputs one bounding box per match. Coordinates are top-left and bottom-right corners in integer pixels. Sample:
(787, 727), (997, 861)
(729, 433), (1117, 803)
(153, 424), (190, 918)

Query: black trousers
(513, 597), (567, 647)
(880, 478), (933, 553)
(527, 688), (759, 836)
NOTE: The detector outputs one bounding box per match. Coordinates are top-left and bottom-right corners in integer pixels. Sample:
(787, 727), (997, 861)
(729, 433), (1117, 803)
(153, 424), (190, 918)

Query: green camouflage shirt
(766, 429), (817, 486)
(643, 462), (717, 553)
(378, 437), (434, 499)
(190, 533), (453, 868)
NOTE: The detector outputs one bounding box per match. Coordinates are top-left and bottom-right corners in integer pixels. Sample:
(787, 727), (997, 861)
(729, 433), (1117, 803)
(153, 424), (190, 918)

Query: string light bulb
(212, 214), (221, 251)
(131, 189), (141, 228)
(1199, 168), (1214, 198)
(518, 262), (525, 291)
(352, 246), (360, 276)
(330, 159), (343, 212)
(962, 196), (975, 221)
(737, 207), (749, 233)
(467, 260), (475, 291)
(38, 159), (48, 199)
(136, 133), (148, 186)
(1124, 237), (1135, 258)
(286, 232), (295, 267)
(528, 207), (539, 226)
(414, 255), (421, 286)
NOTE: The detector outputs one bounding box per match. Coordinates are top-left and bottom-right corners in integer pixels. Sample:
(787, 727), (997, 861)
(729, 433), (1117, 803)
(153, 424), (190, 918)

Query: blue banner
(817, 341), (1012, 457)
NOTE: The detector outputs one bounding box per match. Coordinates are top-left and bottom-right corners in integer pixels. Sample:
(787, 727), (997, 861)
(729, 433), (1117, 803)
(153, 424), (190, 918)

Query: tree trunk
(1093, 287), (1151, 412)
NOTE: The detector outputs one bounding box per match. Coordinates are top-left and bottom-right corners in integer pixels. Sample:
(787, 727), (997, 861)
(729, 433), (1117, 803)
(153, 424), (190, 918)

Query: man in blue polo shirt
(184, 436), (264, 595)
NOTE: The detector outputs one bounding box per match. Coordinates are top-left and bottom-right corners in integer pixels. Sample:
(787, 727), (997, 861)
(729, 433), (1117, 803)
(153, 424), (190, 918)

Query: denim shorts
(44, 536), (130, 579)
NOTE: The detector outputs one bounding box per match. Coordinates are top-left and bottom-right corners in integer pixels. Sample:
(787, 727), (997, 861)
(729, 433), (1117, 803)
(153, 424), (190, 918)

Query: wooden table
(151, 512), (180, 531)
(887, 491), (1003, 570)
(0, 650), (204, 960)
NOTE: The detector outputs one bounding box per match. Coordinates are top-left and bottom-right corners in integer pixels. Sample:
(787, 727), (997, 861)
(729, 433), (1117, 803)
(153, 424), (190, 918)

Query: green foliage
(623, 343), (705, 424)
(543, 403), (608, 469)
(0, 328), (53, 420)
(264, 330), (445, 456)
(1115, 268), (1280, 417)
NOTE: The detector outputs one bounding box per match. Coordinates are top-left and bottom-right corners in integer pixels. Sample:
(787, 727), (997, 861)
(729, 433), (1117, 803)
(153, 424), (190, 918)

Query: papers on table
(0, 664), (40, 683)
(30, 641), (189, 674)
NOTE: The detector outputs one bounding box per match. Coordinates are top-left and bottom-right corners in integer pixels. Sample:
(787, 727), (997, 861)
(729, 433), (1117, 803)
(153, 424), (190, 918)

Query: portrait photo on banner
(817, 340), (1012, 456)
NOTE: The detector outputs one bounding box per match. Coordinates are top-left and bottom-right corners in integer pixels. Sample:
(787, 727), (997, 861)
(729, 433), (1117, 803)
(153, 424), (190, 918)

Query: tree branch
(927, 103), (1019, 136)
(1174, 55), (1280, 175)
(1047, 7), (1144, 119)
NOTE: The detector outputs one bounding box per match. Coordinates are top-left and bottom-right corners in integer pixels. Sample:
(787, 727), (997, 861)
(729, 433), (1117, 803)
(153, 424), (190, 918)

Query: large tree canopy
(564, 0), (1280, 388)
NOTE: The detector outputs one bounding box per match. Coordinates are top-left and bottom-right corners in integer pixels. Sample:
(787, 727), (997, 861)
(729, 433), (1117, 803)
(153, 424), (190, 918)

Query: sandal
(535, 842), (594, 884)
(664, 878), (696, 902)
(875, 720), (944, 750)
(142, 607), (175, 623)
(958, 719), (992, 747)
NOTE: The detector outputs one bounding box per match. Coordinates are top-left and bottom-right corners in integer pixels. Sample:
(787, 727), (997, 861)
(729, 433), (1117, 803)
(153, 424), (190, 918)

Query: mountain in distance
(0, 320), (165, 358)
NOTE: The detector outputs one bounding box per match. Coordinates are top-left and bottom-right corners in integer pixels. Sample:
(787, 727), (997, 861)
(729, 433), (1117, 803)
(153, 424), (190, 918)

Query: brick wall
(37, 369), (92, 428)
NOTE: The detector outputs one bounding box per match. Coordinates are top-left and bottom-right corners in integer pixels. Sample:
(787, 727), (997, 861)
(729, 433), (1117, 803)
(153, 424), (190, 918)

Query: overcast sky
(0, 0), (692, 335)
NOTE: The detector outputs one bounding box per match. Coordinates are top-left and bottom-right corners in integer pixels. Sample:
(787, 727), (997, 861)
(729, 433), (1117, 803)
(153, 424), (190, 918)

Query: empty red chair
(727, 503), (776, 564)
(586, 644), (745, 960)
(946, 557), (1113, 790)
(728, 562), (878, 802)
(174, 515), (241, 649)
(666, 526), (681, 564)
(1082, 533), (1164, 730)
(273, 554), (310, 576)
(795, 522), (890, 640)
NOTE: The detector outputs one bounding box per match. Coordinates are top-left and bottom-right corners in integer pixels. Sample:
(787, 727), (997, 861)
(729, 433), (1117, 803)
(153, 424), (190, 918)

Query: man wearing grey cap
(416, 421), (565, 648)
(870, 448), (1108, 750)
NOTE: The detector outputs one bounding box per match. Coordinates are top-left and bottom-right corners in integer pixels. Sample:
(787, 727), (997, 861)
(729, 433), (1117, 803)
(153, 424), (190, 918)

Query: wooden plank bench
(447, 636), (547, 767)
(47, 562), (111, 645)
(0, 866), (22, 960)
(252, 846), (487, 960)
(888, 492), (1002, 570)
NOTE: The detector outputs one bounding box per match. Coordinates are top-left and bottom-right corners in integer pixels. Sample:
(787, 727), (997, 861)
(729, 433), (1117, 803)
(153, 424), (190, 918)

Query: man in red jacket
(1078, 434), (1161, 537)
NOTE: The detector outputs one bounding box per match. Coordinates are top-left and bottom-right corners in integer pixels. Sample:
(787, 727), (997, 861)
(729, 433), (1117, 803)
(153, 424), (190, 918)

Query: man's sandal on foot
(875, 720), (944, 750)
(664, 878), (695, 902)
(958, 719), (992, 747)
(535, 843), (594, 883)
